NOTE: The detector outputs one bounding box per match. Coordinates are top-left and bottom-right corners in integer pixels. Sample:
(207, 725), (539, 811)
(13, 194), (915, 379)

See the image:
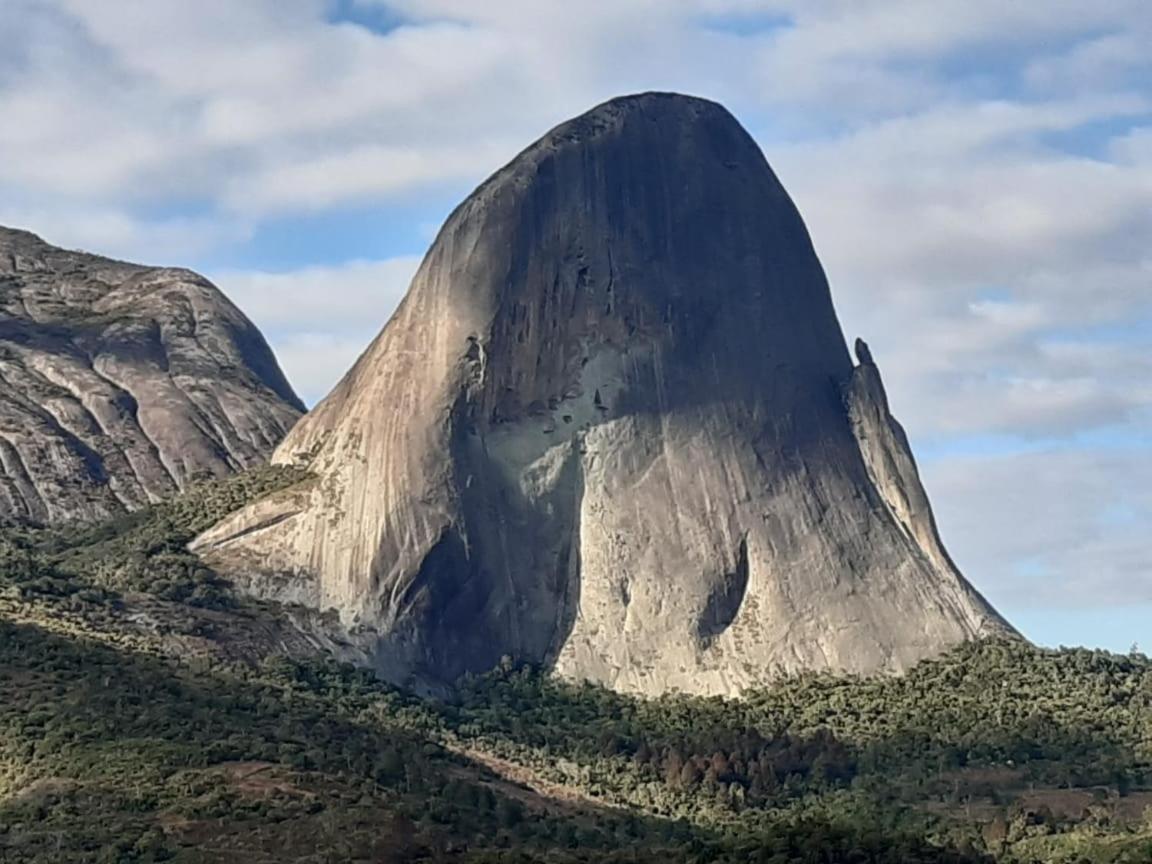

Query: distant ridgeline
(1, 468), (1150, 863)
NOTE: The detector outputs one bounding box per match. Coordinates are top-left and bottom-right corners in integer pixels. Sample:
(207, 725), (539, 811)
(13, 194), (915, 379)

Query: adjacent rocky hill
(195, 92), (1012, 697)
(0, 227), (303, 524)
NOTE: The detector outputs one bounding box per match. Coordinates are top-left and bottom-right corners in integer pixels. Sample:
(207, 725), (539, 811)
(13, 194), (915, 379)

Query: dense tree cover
(1, 466), (309, 606)
(0, 621), (999, 863)
(446, 640), (1152, 806)
(1, 471), (1150, 862)
(443, 647), (1152, 861)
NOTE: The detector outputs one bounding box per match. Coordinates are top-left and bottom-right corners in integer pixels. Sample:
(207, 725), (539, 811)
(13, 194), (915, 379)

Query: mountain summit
(0, 227), (303, 524)
(195, 92), (1012, 696)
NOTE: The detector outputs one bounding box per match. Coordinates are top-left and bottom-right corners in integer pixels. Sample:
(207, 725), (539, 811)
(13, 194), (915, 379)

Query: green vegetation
(0, 623), (996, 863)
(2, 465), (309, 607)
(0, 620), (691, 863)
(446, 644), (1152, 861)
(1, 470), (1150, 862)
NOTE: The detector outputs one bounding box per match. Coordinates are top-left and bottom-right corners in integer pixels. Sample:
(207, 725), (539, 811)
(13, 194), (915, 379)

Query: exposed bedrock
(194, 92), (1013, 696)
(0, 227), (303, 524)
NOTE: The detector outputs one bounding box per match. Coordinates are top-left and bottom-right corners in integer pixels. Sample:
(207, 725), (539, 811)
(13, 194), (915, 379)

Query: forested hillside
(1, 472), (1149, 863)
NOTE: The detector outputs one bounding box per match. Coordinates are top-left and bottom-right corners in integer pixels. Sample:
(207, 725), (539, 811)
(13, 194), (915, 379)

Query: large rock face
(0, 227), (303, 524)
(195, 92), (1012, 697)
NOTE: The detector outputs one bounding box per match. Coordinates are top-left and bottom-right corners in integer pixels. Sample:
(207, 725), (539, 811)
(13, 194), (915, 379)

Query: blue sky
(1, 0), (1149, 653)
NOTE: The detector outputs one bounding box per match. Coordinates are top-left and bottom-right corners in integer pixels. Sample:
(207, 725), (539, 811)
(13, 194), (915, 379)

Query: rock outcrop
(194, 92), (1012, 697)
(0, 227), (303, 524)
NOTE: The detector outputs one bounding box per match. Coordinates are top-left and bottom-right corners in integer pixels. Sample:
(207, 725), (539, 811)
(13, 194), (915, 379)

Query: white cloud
(208, 256), (422, 404)
(925, 447), (1152, 609)
(210, 256), (421, 332)
(270, 331), (380, 407)
(0, 203), (246, 263)
(1025, 30), (1152, 94)
(1111, 127), (1152, 164)
(6, 1), (1148, 221)
(767, 96), (1152, 443)
(220, 141), (514, 215)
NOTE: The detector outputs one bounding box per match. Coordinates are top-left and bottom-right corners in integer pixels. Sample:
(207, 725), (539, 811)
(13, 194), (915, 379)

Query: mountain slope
(0, 227), (303, 525)
(195, 91), (1010, 696)
(1, 477), (1147, 863)
(3, 618), (1018, 864)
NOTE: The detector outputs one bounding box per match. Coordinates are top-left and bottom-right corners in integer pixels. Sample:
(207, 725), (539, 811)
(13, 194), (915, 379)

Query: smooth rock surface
(0, 227), (303, 524)
(195, 92), (1013, 696)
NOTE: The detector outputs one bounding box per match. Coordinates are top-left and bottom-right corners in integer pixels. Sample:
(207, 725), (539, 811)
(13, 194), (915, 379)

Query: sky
(1, 0), (1149, 653)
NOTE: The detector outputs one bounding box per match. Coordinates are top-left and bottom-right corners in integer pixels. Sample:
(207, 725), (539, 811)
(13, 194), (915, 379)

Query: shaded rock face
(0, 228), (303, 524)
(195, 92), (1012, 697)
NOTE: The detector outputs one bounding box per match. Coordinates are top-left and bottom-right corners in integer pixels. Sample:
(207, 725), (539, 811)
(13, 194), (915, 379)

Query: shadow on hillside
(0, 618), (1001, 863)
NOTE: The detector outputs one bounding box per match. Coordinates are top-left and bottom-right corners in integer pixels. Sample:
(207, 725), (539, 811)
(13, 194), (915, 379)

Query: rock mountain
(0, 227), (303, 524)
(195, 92), (1012, 697)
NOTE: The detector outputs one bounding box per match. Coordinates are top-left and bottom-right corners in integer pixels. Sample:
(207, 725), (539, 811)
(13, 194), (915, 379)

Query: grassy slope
(1, 470), (1150, 863)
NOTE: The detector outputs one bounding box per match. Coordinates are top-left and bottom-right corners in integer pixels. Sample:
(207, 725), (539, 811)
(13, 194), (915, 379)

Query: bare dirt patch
(447, 745), (618, 817)
(5, 776), (80, 805)
(214, 760), (312, 799)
